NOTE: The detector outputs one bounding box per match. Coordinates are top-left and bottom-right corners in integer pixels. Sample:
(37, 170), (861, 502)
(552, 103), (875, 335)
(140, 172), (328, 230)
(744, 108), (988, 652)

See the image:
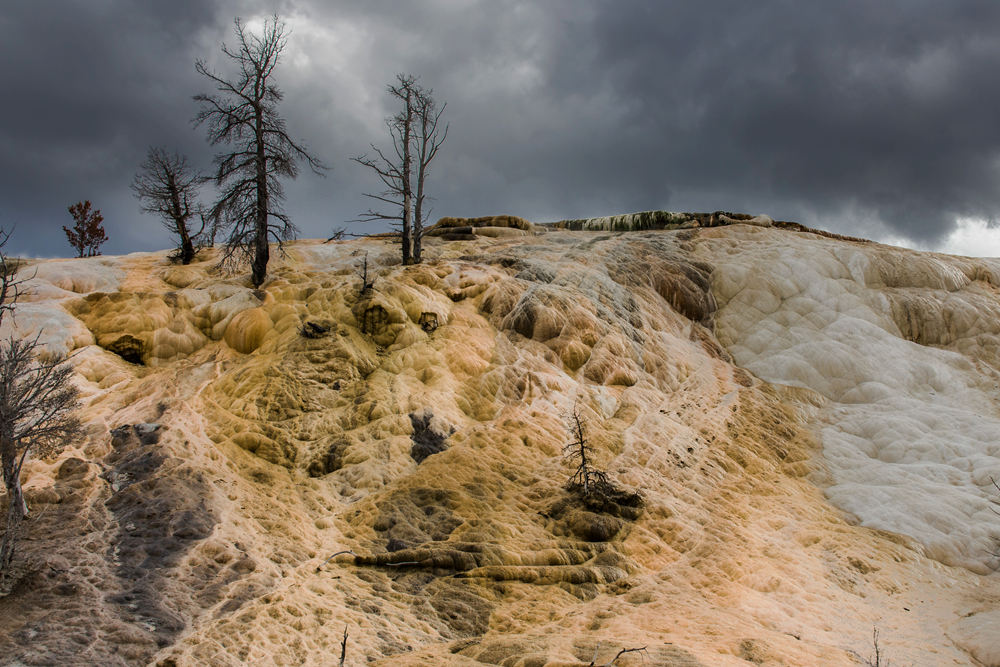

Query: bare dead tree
(0, 229), (28, 323)
(325, 226), (347, 243)
(353, 74), (446, 265)
(0, 336), (81, 581)
(563, 405), (608, 497)
(0, 230), (80, 585)
(857, 626), (890, 667)
(357, 252), (374, 294)
(353, 74), (416, 264)
(411, 88), (447, 264)
(201, 211), (220, 247)
(132, 147), (205, 264)
(194, 15), (325, 287)
(338, 625), (348, 667)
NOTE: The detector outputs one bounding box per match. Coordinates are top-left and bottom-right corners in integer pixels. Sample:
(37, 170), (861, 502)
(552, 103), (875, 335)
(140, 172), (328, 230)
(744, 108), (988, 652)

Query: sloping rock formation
(0, 221), (998, 665)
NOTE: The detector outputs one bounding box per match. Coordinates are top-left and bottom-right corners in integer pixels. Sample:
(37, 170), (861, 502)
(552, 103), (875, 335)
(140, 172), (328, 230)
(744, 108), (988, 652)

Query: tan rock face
(0, 228), (998, 666)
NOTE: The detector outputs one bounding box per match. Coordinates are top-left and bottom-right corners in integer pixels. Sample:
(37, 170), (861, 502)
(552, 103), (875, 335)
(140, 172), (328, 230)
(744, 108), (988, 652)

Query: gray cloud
(3, 1), (1000, 256)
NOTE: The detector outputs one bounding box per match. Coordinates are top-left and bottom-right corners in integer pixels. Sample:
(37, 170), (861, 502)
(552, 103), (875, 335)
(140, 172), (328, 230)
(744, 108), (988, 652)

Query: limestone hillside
(1, 218), (999, 665)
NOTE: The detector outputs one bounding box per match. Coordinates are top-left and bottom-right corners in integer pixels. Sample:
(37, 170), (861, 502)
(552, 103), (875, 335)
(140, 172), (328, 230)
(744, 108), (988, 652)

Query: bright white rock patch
(707, 225), (1000, 572)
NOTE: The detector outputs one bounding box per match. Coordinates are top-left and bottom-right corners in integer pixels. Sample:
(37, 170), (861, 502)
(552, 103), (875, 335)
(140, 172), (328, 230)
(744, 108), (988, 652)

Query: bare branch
(194, 14), (326, 286)
(338, 626), (348, 667)
(356, 253), (374, 294)
(606, 647), (648, 666)
(316, 550), (356, 572)
(411, 84), (447, 261)
(0, 229), (29, 325)
(133, 148), (204, 264)
(354, 73), (447, 265)
(0, 327), (81, 581)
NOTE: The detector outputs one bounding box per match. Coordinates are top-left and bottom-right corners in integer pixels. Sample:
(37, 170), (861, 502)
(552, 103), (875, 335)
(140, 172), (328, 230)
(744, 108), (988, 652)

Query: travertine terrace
(1, 219), (999, 665)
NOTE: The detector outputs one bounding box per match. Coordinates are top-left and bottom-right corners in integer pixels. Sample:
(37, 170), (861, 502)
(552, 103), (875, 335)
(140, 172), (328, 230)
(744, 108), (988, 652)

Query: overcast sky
(3, 1), (1000, 257)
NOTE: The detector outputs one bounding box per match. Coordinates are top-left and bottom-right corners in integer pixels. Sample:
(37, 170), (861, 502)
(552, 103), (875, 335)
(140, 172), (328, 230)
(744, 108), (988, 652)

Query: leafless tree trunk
(353, 74), (446, 265)
(1, 437), (27, 577)
(194, 15), (325, 287)
(132, 147), (205, 264)
(0, 338), (81, 580)
(563, 405), (608, 497)
(357, 252), (374, 294)
(0, 229), (27, 323)
(412, 90), (447, 264)
(0, 230), (81, 583)
(202, 212), (219, 247)
(398, 79), (414, 265)
(352, 74), (415, 265)
(338, 626), (348, 666)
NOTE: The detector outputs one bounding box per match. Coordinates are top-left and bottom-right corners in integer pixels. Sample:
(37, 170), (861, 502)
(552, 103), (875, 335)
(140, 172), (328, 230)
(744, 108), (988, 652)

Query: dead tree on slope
(0, 232), (80, 584)
(353, 74), (447, 265)
(356, 252), (374, 294)
(0, 228), (26, 321)
(563, 405), (608, 497)
(0, 337), (81, 580)
(561, 405), (644, 519)
(132, 147), (205, 264)
(411, 89), (447, 264)
(195, 15), (325, 287)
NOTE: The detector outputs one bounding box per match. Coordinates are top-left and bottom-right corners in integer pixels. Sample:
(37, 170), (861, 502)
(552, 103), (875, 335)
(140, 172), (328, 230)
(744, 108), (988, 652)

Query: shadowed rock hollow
(1, 219), (999, 666)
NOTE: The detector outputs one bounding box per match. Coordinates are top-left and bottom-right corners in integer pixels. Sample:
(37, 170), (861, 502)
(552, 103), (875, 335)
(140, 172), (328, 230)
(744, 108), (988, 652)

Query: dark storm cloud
(3, 1), (1000, 256)
(578, 0), (1000, 241)
(0, 1), (223, 254)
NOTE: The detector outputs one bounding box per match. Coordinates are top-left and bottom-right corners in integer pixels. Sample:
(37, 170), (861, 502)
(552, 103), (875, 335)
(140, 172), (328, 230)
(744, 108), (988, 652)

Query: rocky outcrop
(0, 227), (998, 665)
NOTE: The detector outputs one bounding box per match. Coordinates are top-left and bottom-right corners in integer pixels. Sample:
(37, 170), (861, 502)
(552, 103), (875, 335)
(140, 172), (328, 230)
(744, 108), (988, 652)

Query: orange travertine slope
(0, 222), (999, 666)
